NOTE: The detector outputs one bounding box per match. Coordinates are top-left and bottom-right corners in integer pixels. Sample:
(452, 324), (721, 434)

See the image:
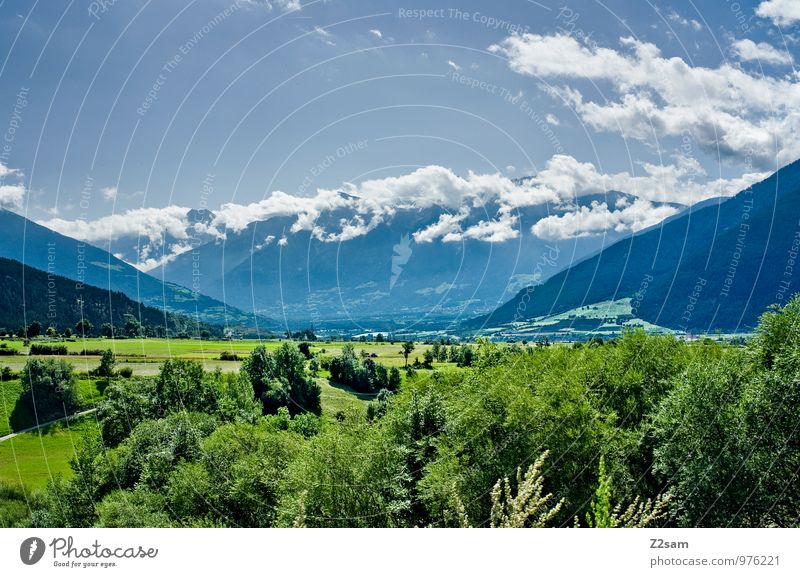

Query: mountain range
(150, 190), (682, 328)
(0, 256), (217, 337)
(470, 159), (800, 333)
(0, 209), (274, 332)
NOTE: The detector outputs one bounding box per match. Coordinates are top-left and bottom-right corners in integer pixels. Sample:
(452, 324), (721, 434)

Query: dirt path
(0, 409), (97, 442)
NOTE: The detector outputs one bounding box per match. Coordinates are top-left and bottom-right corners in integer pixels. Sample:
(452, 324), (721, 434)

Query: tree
(298, 342), (312, 359)
(64, 328), (73, 338)
(101, 323), (114, 338)
(27, 320), (41, 338)
(155, 359), (218, 417)
(423, 349), (435, 369)
(375, 333), (384, 343)
(97, 349), (116, 378)
(75, 320), (93, 337)
(124, 315), (143, 338)
(401, 341), (415, 368)
(388, 367), (401, 391)
(242, 344), (321, 416)
(46, 326), (58, 337)
(20, 358), (78, 420)
(199, 329), (211, 340)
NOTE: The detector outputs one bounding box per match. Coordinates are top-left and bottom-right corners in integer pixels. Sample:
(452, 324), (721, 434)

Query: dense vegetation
(3, 295), (800, 528)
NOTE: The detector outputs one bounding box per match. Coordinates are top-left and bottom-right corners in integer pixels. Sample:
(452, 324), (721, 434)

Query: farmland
(0, 337), (448, 501)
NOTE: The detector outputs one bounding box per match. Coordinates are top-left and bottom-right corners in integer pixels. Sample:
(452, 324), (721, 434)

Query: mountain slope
(157, 193), (682, 326)
(469, 160), (800, 332)
(0, 209), (274, 330)
(0, 257), (216, 336)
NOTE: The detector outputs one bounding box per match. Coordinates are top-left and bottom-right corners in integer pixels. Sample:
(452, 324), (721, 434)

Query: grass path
(0, 409), (96, 443)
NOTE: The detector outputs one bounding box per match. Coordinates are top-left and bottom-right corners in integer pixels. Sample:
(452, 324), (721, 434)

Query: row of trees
(1, 316), (221, 340)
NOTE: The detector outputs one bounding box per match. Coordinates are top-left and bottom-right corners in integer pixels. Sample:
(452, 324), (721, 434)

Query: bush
(29, 344), (68, 355)
(118, 367), (133, 378)
(219, 351), (240, 361)
(20, 358), (78, 420)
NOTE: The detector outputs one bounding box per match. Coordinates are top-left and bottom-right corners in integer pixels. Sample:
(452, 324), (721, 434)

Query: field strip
(0, 408), (97, 442)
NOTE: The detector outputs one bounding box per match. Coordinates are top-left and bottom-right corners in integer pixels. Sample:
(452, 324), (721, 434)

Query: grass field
(0, 378), (105, 437)
(0, 338), (437, 374)
(0, 338), (446, 492)
(0, 415), (99, 490)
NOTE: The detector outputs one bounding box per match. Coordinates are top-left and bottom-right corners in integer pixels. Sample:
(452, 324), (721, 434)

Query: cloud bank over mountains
(37, 155), (765, 271)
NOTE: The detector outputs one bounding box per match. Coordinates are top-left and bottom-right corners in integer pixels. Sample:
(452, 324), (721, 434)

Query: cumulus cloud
(212, 188), (352, 233)
(40, 206), (197, 271)
(531, 199), (680, 241)
(462, 213), (519, 243)
(413, 207), (470, 243)
(39, 159), (768, 264)
(732, 39), (793, 65)
(0, 184), (25, 210)
(756, 0), (800, 26)
(101, 186), (118, 201)
(0, 161), (25, 209)
(490, 33), (800, 168)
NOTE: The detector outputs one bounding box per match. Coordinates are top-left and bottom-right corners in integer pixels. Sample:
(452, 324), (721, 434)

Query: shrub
(29, 343), (68, 355)
(20, 358), (78, 419)
(219, 351), (240, 361)
(118, 367), (133, 378)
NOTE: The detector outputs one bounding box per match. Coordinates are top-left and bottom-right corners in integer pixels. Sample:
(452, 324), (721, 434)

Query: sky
(0, 0), (799, 268)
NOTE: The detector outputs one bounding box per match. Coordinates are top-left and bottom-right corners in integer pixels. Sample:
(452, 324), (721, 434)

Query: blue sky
(0, 0), (798, 266)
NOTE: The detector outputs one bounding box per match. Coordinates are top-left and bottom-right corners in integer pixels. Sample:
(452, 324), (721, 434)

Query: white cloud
(38, 159), (768, 261)
(732, 38), (793, 65)
(462, 213), (519, 243)
(0, 161), (20, 179)
(545, 113), (560, 126)
(447, 60), (461, 71)
(413, 208), (470, 243)
(0, 184), (25, 209)
(368, 29), (382, 39)
(0, 161), (25, 209)
(490, 33), (800, 168)
(101, 186), (118, 201)
(531, 199), (680, 240)
(241, 0), (301, 12)
(212, 188), (352, 233)
(756, 0), (800, 26)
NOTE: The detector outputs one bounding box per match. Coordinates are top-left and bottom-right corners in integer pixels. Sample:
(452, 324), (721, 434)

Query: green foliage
(401, 341), (415, 367)
(114, 412), (219, 490)
(0, 481), (32, 528)
(96, 349), (116, 378)
(23, 296), (800, 528)
(96, 488), (172, 528)
(587, 456), (613, 528)
(242, 344), (321, 416)
(29, 343), (68, 355)
(155, 359), (219, 417)
(20, 358), (78, 420)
